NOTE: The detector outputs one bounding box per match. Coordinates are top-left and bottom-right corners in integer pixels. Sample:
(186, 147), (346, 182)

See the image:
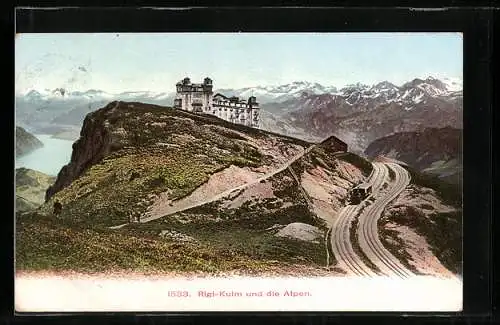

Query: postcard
(15, 32), (463, 312)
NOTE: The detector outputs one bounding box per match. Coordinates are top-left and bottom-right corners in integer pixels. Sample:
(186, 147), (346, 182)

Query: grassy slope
(17, 103), (329, 274)
(17, 167), (327, 273)
(115, 166), (328, 270)
(16, 212), (274, 274)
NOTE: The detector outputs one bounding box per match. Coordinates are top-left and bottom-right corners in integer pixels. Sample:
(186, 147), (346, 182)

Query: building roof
(213, 93), (228, 99)
(320, 135), (347, 147)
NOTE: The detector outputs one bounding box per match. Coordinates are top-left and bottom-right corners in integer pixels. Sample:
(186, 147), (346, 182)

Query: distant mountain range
(15, 76), (462, 179)
(21, 88), (173, 103)
(17, 76), (461, 106)
(16, 80), (338, 108)
(262, 77), (462, 115)
(261, 77), (462, 152)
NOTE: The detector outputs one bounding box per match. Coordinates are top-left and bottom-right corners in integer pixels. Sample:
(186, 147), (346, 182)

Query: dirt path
(109, 144), (315, 229)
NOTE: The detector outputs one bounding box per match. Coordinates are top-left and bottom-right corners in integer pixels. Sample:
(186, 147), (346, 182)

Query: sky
(15, 32), (463, 94)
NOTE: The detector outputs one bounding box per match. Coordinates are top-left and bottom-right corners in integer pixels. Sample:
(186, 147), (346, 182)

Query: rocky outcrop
(16, 126), (43, 157)
(45, 101), (125, 201)
(159, 230), (197, 243)
(275, 222), (323, 243)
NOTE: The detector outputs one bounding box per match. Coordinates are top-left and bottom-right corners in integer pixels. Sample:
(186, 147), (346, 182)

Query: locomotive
(348, 183), (372, 204)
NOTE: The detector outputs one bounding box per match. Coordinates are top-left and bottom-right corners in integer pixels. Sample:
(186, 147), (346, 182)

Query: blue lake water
(15, 134), (74, 176)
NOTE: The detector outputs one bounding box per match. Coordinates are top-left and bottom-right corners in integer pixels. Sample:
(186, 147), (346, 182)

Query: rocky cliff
(45, 101), (121, 201)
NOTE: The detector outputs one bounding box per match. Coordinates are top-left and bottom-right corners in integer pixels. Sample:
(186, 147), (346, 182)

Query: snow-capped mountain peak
(216, 81), (338, 104)
(341, 82), (370, 92)
(272, 76), (462, 113)
(441, 77), (463, 92)
(371, 81), (399, 92)
(398, 76), (456, 100)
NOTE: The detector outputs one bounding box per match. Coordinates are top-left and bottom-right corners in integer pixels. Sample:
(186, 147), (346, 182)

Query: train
(348, 183), (372, 204)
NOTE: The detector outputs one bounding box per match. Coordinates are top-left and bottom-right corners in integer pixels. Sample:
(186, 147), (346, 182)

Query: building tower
(202, 77), (214, 113)
(248, 96), (260, 128)
(173, 77), (213, 112)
